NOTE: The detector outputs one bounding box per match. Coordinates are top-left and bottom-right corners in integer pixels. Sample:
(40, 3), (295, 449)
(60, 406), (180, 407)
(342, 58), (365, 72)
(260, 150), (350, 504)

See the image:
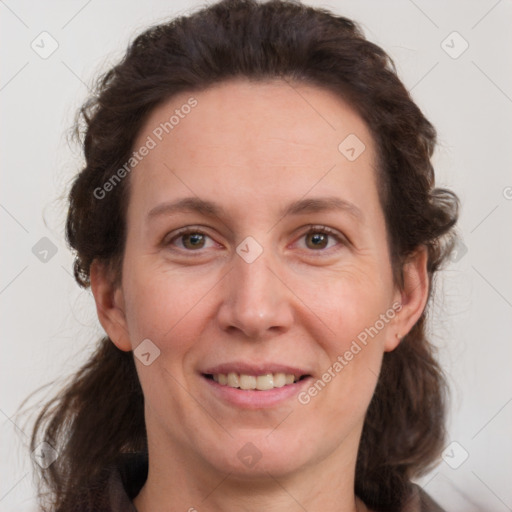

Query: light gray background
(1, 1), (511, 510)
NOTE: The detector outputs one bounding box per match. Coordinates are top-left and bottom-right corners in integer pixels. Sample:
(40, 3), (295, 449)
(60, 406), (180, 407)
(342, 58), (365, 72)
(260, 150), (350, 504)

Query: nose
(216, 249), (294, 340)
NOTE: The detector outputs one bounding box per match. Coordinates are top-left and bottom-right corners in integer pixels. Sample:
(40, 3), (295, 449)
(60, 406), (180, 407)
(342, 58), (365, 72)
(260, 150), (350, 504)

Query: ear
(90, 260), (132, 352)
(385, 246), (429, 352)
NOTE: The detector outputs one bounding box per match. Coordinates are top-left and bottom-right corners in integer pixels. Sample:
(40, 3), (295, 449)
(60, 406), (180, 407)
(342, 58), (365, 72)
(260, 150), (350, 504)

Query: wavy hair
(28, 0), (459, 510)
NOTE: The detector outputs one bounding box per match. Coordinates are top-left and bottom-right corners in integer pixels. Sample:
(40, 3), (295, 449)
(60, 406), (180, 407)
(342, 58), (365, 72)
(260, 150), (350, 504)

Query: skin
(91, 79), (428, 512)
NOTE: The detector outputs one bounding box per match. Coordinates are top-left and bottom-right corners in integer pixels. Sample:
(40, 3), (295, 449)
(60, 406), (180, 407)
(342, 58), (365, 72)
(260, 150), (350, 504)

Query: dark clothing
(106, 453), (445, 512)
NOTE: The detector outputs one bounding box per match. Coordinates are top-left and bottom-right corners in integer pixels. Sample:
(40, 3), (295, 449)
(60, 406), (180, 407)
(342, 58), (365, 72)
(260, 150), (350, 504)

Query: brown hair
(28, 0), (458, 510)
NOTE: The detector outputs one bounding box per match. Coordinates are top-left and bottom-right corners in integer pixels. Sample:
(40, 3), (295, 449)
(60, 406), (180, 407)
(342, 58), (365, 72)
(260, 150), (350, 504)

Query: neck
(133, 426), (369, 512)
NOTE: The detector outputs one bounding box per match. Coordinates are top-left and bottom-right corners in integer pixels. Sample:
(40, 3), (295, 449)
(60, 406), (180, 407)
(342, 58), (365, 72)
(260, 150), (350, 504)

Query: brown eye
(166, 228), (215, 251)
(305, 232), (329, 249)
(296, 226), (345, 253)
(181, 232), (206, 249)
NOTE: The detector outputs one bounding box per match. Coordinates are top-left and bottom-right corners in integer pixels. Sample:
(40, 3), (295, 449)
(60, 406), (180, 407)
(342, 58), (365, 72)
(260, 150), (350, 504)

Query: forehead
(128, 79), (379, 217)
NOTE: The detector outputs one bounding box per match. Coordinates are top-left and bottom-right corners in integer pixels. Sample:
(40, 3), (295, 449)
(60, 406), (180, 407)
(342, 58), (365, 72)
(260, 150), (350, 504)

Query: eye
(166, 228), (217, 251)
(164, 225), (346, 254)
(296, 225), (345, 251)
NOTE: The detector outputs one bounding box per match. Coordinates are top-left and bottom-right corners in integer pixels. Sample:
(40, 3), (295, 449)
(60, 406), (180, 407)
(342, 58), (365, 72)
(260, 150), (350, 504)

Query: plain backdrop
(1, 1), (511, 510)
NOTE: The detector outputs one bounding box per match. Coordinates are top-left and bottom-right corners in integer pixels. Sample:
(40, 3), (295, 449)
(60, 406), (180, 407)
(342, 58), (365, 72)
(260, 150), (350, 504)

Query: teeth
(273, 373), (286, 388)
(210, 372), (302, 390)
(227, 372), (239, 387)
(239, 375), (257, 390)
(256, 374), (273, 391)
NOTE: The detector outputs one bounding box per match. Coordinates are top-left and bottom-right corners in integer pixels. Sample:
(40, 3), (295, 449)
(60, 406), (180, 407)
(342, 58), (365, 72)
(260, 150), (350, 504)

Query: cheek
(295, 270), (395, 417)
(301, 267), (395, 348)
(298, 281), (390, 430)
(312, 274), (394, 385)
(121, 258), (219, 349)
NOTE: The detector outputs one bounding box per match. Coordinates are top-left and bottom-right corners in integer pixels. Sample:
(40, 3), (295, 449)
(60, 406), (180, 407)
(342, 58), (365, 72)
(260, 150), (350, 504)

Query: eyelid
(164, 224), (212, 243)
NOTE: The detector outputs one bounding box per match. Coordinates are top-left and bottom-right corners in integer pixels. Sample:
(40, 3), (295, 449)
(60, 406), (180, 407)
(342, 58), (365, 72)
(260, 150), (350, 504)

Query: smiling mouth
(203, 372), (310, 391)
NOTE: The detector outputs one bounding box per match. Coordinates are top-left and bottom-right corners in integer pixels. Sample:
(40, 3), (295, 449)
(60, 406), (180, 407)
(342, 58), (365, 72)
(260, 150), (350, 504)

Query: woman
(30, 0), (458, 510)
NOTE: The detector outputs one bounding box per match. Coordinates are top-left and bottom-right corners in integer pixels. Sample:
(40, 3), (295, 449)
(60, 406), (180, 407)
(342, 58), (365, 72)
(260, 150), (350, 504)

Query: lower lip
(202, 375), (312, 409)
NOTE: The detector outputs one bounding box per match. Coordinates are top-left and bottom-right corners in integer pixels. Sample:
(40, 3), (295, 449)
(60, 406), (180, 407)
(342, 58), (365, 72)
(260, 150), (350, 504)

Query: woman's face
(93, 79), (425, 479)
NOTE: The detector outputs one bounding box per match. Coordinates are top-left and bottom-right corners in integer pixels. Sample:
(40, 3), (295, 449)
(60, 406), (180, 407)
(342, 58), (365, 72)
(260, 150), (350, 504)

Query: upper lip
(202, 362), (312, 378)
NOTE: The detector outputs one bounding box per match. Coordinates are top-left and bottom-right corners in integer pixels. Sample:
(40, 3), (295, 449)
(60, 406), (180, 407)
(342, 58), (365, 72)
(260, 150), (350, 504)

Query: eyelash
(165, 225), (347, 254)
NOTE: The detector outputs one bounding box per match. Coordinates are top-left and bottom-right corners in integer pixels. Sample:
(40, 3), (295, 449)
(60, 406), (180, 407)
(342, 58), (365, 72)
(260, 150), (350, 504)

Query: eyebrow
(147, 196), (363, 222)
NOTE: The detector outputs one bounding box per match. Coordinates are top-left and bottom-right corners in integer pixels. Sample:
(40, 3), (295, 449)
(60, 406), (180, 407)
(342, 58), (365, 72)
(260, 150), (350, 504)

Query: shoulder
(107, 452), (148, 512)
(363, 482), (446, 512)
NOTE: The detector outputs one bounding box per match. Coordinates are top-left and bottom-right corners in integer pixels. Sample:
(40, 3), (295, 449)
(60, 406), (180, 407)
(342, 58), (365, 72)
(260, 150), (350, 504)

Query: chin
(198, 432), (318, 479)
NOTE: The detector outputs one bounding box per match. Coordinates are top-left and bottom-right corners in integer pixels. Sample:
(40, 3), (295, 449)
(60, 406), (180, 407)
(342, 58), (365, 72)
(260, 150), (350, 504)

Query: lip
(200, 362), (313, 409)
(202, 375), (312, 408)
